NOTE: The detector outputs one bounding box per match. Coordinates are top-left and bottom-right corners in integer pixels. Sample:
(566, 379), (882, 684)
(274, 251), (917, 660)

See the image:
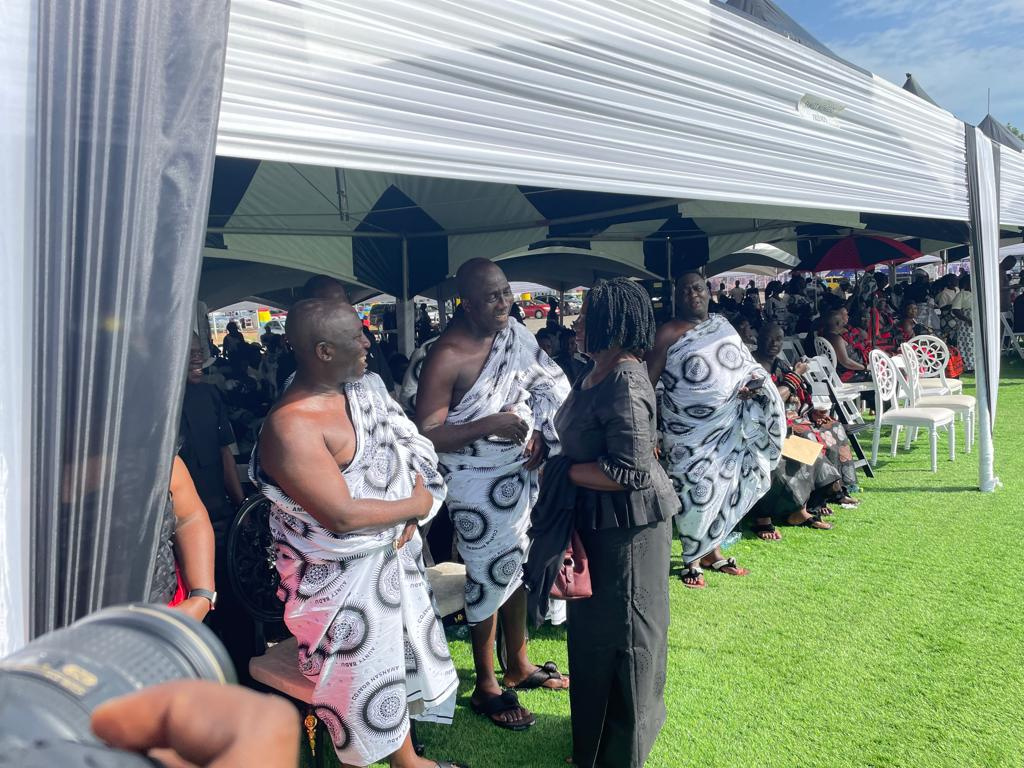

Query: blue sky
(780, 0), (1023, 130)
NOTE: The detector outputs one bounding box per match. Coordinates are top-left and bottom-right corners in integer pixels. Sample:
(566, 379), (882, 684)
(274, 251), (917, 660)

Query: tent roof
(979, 114), (1024, 152)
(901, 73), (940, 107)
(716, 0), (856, 68)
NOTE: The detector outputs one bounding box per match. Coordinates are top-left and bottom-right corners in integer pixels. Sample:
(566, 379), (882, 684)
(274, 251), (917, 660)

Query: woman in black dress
(555, 279), (680, 767)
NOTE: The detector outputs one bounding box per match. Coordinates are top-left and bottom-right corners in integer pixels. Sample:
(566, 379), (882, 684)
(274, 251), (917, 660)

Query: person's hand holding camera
(92, 680), (299, 768)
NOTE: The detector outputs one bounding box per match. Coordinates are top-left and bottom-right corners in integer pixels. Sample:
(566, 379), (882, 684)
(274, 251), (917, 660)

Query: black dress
(554, 358), (680, 768)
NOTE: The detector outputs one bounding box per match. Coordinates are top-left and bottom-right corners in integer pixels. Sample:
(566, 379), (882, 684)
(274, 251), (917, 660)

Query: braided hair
(583, 278), (656, 356)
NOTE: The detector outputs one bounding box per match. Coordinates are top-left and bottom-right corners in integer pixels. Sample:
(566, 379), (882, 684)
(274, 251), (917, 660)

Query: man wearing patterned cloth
(253, 298), (463, 768)
(647, 272), (785, 590)
(403, 258), (571, 731)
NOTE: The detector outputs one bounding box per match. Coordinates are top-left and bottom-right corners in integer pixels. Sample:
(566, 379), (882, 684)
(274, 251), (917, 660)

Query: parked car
(519, 299), (550, 319)
(263, 318), (286, 335)
(533, 293), (580, 316)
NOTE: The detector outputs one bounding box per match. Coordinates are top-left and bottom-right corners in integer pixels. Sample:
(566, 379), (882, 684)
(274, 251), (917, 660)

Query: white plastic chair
(814, 335), (873, 399)
(780, 337), (806, 364)
(899, 343), (976, 453)
(869, 350), (956, 472)
(814, 335), (837, 366)
(907, 335), (964, 395)
(1001, 313), (1024, 361)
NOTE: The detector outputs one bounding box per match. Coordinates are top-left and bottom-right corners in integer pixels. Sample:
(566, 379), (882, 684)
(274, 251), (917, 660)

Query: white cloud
(824, 0), (1024, 126)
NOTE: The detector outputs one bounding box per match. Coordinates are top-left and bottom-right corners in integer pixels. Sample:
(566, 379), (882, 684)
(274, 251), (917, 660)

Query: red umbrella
(799, 235), (923, 272)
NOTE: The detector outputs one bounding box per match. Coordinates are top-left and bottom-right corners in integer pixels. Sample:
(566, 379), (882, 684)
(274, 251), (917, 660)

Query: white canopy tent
(209, 0), (1023, 493)
(6, 0), (1024, 653)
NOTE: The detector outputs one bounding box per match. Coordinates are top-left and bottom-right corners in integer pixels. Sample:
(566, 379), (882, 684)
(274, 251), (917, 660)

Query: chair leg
(948, 422), (956, 462)
(903, 425), (914, 450)
(891, 425), (901, 457)
(871, 424), (881, 466)
(968, 412), (974, 454)
(930, 429), (937, 472)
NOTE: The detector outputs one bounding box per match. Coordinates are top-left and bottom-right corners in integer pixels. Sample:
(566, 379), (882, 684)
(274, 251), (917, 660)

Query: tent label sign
(797, 94), (845, 128)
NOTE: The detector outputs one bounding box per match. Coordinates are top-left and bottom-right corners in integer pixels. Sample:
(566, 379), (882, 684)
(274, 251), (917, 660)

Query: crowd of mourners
(153, 258), (1021, 768)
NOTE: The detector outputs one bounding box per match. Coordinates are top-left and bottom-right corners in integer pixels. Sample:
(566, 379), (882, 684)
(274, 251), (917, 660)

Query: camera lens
(0, 604), (235, 762)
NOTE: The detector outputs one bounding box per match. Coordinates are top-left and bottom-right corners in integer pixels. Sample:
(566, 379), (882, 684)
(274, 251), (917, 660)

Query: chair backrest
(814, 335), (838, 367)
(869, 349), (898, 414)
(801, 357), (834, 409)
(811, 355), (865, 424)
(780, 338), (803, 364)
(908, 334), (948, 380)
(900, 342), (925, 405)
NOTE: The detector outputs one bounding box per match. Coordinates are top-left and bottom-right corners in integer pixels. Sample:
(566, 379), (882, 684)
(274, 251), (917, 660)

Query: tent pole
(438, 282), (448, 332)
(666, 238), (675, 318)
(397, 238), (414, 357)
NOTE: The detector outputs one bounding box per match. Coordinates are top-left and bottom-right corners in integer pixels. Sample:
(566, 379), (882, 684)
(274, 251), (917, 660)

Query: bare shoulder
(262, 396), (324, 443)
(655, 319), (688, 346)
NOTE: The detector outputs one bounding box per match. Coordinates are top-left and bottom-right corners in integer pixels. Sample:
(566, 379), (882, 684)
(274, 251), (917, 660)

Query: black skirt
(566, 518), (671, 768)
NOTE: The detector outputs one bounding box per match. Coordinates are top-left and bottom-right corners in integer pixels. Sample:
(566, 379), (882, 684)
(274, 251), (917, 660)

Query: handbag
(550, 530), (592, 601)
(946, 345), (965, 379)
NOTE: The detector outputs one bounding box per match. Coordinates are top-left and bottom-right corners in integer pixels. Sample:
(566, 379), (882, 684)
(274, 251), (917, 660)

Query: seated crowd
(155, 263), (989, 768)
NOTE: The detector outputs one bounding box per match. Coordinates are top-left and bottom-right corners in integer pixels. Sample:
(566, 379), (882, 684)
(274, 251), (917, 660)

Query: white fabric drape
(219, 0), (968, 220)
(30, 0), (230, 635)
(0, 0), (35, 655)
(998, 146), (1024, 227)
(966, 127), (1002, 493)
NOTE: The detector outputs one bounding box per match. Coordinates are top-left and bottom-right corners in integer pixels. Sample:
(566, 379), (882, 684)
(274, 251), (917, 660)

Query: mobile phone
(745, 377), (765, 391)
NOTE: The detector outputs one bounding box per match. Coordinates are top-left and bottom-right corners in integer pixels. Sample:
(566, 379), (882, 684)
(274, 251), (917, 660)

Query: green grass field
(338, 360), (1024, 768)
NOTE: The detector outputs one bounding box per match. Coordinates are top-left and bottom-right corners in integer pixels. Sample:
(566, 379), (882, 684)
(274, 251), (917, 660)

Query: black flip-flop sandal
(751, 522), (779, 540)
(798, 514), (832, 530)
(435, 762), (469, 768)
(470, 690), (536, 731)
(507, 661), (566, 691)
(680, 566), (706, 589)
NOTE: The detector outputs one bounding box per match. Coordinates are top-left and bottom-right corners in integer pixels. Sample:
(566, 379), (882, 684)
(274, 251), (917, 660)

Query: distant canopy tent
(704, 242), (800, 277)
(902, 73), (940, 107)
(203, 157), (867, 304)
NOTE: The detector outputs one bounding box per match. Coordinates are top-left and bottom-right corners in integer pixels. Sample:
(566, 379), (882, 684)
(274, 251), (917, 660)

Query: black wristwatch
(187, 588), (217, 611)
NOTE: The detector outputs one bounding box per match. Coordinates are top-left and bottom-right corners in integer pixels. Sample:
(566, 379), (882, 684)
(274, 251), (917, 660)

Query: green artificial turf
(321, 360), (1024, 768)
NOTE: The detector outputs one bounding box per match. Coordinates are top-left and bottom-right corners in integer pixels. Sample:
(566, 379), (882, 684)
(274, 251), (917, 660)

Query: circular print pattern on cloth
(716, 342), (744, 370)
(687, 477), (714, 507)
(424, 616), (452, 662)
(489, 547), (524, 588)
(683, 354), (711, 384)
(324, 606), (372, 656)
(314, 704), (351, 750)
(375, 554), (402, 609)
(489, 472), (525, 510)
(464, 576), (484, 607)
(404, 636), (419, 674)
(297, 643), (326, 677)
(451, 507), (488, 543)
(363, 441), (400, 493)
(361, 677), (408, 739)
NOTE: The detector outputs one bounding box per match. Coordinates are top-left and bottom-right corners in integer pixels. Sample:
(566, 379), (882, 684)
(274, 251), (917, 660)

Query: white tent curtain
(220, 0), (968, 219)
(29, 0), (230, 637)
(0, 0), (36, 655)
(998, 146), (1024, 227)
(966, 127), (1002, 492)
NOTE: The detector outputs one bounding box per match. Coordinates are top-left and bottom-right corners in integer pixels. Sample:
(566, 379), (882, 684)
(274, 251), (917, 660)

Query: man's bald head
(286, 298), (368, 383)
(301, 274), (351, 303)
(455, 258), (513, 334)
(456, 258), (506, 300)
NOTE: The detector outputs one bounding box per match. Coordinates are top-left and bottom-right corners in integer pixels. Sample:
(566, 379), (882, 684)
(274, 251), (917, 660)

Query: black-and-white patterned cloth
(659, 315), (785, 562)
(401, 321), (570, 624)
(252, 373), (457, 766)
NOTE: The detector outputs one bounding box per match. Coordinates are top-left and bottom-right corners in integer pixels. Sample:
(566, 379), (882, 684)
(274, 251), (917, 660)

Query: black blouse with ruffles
(554, 358), (680, 530)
